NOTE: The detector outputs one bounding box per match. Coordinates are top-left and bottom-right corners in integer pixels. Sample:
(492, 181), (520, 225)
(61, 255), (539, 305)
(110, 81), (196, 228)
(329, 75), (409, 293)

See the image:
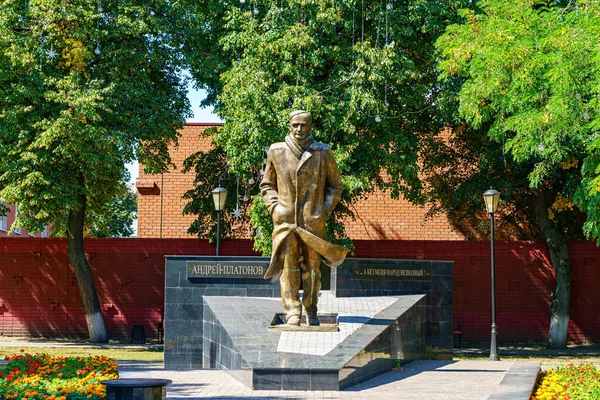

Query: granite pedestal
(331, 258), (453, 357)
(164, 256), (453, 375)
(164, 256), (280, 369)
(202, 293), (426, 390)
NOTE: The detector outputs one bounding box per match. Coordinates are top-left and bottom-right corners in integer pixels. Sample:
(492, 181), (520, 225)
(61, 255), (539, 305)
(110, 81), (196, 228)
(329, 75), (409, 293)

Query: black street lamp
(483, 188), (501, 361)
(211, 187), (228, 256)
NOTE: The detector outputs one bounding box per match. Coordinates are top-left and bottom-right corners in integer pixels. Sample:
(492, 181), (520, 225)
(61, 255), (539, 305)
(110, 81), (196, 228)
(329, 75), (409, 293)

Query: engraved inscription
(186, 261), (268, 279)
(353, 264), (432, 281)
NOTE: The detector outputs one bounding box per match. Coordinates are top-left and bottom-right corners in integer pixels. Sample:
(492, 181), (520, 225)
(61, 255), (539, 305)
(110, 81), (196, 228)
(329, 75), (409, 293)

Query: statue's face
(289, 113), (312, 140)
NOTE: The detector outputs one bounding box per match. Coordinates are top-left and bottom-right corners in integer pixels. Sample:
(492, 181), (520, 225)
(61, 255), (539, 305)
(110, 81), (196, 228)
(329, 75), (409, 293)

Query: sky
(126, 82), (222, 183)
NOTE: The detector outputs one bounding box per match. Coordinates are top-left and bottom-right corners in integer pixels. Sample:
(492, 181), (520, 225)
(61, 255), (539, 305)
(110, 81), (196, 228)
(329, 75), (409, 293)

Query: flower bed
(0, 350), (118, 400)
(532, 363), (600, 400)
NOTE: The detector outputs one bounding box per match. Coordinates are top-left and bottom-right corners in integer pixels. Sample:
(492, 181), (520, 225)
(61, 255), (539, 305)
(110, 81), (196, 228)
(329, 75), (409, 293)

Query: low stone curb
(488, 361), (541, 399)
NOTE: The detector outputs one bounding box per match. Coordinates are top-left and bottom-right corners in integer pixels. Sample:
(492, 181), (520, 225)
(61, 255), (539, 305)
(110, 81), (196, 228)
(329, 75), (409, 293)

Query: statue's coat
(260, 140), (346, 280)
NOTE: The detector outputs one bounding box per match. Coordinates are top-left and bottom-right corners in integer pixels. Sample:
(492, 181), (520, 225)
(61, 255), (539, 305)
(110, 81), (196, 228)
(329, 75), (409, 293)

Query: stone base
(163, 256), (280, 369)
(331, 258), (453, 357)
(202, 293), (427, 390)
(267, 313), (339, 332)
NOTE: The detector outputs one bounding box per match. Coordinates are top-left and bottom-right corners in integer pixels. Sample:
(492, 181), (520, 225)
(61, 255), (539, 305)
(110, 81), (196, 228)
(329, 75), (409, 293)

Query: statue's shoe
(286, 315), (301, 326)
(307, 315), (320, 326)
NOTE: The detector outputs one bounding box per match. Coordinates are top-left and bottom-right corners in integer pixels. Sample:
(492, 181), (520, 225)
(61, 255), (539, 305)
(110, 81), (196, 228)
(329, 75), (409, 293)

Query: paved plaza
(119, 360), (516, 399)
(4, 338), (598, 398)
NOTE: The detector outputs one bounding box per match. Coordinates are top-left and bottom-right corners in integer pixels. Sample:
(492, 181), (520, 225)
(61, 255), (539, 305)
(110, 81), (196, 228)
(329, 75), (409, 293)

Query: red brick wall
(137, 123), (222, 239)
(346, 191), (464, 240)
(355, 240), (599, 343)
(0, 238), (257, 339)
(137, 123), (464, 241)
(0, 237), (598, 343)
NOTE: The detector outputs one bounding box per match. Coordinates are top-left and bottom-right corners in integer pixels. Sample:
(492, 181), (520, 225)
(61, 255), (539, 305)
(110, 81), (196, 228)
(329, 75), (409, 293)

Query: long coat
(260, 139), (346, 279)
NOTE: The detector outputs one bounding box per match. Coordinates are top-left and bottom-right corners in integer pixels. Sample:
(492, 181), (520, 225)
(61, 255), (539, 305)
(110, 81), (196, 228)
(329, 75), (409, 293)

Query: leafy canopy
(435, 0), (600, 241)
(0, 0), (190, 233)
(181, 0), (468, 253)
(87, 181), (137, 238)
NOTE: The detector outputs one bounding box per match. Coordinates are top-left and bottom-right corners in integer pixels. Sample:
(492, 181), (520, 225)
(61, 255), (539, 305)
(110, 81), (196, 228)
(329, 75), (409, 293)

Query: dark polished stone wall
(164, 256), (280, 369)
(339, 295), (427, 389)
(331, 258), (453, 357)
(201, 295), (427, 390)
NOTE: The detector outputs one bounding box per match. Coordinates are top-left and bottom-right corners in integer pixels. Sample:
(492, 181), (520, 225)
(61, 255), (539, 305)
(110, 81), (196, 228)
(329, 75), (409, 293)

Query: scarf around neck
(285, 134), (314, 159)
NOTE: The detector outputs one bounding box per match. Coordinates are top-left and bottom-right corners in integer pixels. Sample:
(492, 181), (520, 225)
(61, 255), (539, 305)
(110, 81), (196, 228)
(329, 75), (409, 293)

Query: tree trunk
(67, 175), (108, 343)
(532, 189), (572, 349)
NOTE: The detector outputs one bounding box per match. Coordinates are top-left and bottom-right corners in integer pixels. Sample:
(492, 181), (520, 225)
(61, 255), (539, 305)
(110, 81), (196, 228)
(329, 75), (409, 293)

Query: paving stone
(118, 360), (528, 399)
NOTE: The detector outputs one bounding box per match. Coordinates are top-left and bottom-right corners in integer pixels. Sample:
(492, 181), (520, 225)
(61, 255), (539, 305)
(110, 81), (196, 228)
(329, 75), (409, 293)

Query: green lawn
(454, 354), (600, 369)
(0, 347), (163, 361)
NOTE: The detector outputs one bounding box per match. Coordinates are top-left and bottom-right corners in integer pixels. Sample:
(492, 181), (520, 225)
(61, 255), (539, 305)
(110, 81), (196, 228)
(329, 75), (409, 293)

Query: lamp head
(211, 187), (228, 211)
(483, 188), (501, 214)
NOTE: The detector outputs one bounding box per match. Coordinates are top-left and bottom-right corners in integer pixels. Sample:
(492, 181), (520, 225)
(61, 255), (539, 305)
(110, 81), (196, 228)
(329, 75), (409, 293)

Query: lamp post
(483, 188), (501, 361)
(211, 187), (228, 256)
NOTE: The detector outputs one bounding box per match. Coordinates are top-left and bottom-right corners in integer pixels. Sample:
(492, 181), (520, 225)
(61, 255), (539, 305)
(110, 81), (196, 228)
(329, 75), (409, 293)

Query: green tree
(182, 140), (255, 243)
(0, 0), (190, 341)
(87, 179), (137, 238)
(434, 0), (600, 348)
(181, 0), (468, 253)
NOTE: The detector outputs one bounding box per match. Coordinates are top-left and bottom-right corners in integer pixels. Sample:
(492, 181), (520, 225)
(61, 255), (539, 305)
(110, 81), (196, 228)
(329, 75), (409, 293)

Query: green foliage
(87, 179), (137, 238)
(182, 137), (255, 243)
(51, 177), (138, 238)
(181, 0), (468, 252)
(420, 122), (587, 241)
(434, 0), (600, 243)
(0, 0), (190, 234)
(248, 193), (274, 255)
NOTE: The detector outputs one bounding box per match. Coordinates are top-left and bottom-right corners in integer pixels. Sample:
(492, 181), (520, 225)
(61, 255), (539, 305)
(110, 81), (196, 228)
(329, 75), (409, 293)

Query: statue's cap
(288, 110), (312, 122)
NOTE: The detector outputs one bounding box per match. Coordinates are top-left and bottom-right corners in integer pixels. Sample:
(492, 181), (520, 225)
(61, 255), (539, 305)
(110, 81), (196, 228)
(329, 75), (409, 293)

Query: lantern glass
(483, 189), (500, 213)
(211, 187), (228, 211)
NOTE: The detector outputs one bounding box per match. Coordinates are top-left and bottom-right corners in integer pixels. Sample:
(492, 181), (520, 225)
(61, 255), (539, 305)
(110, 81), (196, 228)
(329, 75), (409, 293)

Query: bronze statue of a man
(260, 110), (348, 326)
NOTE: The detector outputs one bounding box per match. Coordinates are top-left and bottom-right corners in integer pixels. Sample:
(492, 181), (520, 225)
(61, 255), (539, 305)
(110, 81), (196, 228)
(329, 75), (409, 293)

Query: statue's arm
(260, 147), (279, 215)
(324, 147), (343, 216)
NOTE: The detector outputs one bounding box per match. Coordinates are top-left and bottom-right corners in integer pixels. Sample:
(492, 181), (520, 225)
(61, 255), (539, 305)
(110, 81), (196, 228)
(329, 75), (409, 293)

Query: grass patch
(0, 347), (163, 362)
(453, 354), (600, 369)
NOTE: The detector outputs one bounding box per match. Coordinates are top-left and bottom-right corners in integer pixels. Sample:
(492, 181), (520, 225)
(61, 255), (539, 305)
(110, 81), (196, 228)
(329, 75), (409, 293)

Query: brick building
(0, 204), (49, 238)
(136, 123), (464, 241)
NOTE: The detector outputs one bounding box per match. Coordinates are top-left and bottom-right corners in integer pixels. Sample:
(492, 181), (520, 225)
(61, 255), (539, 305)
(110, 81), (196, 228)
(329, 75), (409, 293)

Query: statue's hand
(272, 204), (288, 225)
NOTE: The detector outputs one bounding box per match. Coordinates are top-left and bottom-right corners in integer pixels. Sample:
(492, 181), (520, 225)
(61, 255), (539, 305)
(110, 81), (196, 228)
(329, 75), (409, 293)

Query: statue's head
(288, 110), (312, 140)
